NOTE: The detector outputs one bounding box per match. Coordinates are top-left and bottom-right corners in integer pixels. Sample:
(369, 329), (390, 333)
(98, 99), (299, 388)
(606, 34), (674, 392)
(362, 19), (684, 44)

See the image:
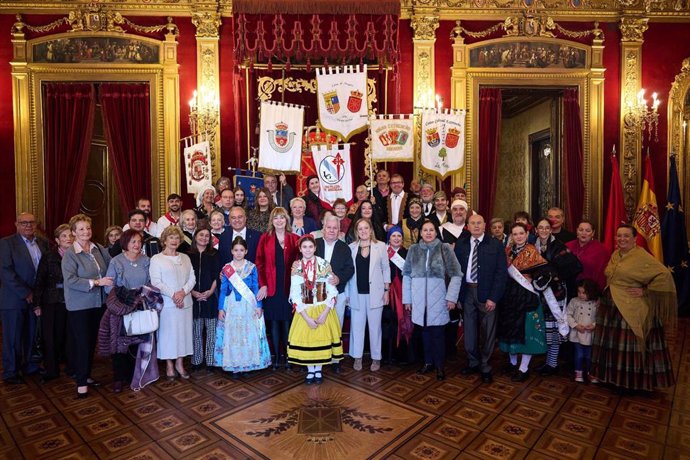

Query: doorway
(493, 87), (562, 222)
(80, 102), (123, 246)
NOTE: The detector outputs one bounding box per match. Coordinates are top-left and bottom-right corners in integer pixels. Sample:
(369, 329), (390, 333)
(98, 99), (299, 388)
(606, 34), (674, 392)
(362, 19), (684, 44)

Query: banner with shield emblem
(420, 109), (466, 179)
(370, 115), (414, 162)
(184, 139), (212, 195)
(311, 143), (354, 207)
(316, 65), (368, 141)
(258, 100), (304, 174)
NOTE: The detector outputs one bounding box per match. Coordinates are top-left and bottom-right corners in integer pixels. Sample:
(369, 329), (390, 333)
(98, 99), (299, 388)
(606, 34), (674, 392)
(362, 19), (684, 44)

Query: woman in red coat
(256, 207), (300, 370)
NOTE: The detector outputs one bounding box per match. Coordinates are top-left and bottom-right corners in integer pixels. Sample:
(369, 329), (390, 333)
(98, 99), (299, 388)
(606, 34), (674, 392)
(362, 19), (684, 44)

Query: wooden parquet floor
(1, 319), (689, 459)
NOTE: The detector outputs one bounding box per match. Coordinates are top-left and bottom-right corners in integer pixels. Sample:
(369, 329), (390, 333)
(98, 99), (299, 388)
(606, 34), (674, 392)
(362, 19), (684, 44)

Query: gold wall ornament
(503, 8), (556, 38)
(450, 32), (605, 229)
(619, 16), (648, 220)
(192, 9), (222, 182)
(10, 15), (180, 223)
(667, 56), (690, 233)
(411, 16), (440, 42)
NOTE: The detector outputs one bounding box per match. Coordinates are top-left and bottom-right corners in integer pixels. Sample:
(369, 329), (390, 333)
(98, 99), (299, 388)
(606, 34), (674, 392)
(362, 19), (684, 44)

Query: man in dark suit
(218, 206), (261, 264)
(264, 174), (295, 210)
(109, 210), (160, 257)
(0, 213), (49, 384)
(315, 215), (354, 373)
(454, 214), (507, 383)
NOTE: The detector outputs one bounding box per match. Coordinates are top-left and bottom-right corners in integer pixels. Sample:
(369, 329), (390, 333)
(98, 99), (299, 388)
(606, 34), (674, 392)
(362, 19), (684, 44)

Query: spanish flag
(633, 155), (664, 263)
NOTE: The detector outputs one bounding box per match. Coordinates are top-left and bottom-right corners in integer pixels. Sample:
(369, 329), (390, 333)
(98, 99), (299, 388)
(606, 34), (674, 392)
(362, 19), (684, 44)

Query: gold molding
(619, 16), (648, 219)
(411, 9), (440, 184)
(11, 26), (180, 224)
(192, 9), (222, 181)
(667, 56), (690, 234)
(450, 35), (605, 230)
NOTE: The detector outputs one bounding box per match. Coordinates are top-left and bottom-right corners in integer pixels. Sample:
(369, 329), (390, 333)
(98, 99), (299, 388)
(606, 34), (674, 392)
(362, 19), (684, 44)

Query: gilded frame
(11, 30), (180, 224)
(451, 35), (605, 230)
(667, 56), (690, 234)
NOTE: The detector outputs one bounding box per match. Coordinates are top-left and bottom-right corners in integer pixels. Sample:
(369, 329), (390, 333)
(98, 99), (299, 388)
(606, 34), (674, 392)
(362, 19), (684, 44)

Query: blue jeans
(573, 343), (592, 372)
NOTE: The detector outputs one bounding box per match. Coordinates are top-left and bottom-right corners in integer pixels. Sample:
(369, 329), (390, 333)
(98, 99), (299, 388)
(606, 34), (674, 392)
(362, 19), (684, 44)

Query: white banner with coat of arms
(316, 65), (368, 142)
(184, 140), (212, 194)
(370, 115), (414, 162)
(311, 143), (354, 207)
(421, 109), (466, 179)
(258, 100), (304, 174)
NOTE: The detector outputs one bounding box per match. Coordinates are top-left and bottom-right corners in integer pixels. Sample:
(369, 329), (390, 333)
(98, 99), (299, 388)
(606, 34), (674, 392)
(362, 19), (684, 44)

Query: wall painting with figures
(469, 41), (587, 69)
(32, 36), (160, 64)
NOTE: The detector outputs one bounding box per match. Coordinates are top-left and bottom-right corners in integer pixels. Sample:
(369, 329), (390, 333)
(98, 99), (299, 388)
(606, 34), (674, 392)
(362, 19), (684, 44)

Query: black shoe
(231, 372), (241, 380)
(331, 363), (341, 375)
(76, 390), (88, 399)
(272, 362), (279, 370)
(305, 373), (315, 385)
(86, 378), (101, 387)
(460, 366), (480, 376)
(285, 363), (292, 371)
(481, 372), (493, 384)
(190, 364), (204, 372)
(501, 363), (518, 375)
(314, 372), (323, 385)
(417, 364), (434, 375)
(3, 376), (24, 385)
(511, 371), (529, 382)
(436, 369), (445, 381)
(538, 365), (558, 376)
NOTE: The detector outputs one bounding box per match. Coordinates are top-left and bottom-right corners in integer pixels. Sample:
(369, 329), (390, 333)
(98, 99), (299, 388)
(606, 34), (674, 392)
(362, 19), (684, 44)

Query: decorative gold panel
(11, 15), (180, 224)
(667, 56), (690, 234)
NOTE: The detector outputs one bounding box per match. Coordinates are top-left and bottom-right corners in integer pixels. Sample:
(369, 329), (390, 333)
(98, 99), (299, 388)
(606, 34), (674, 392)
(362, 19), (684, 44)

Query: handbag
(123, 308), (159, 336)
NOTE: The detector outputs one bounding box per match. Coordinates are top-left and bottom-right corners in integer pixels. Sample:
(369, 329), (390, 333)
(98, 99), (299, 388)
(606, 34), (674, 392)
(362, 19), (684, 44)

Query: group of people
(0, 169), (678, 396)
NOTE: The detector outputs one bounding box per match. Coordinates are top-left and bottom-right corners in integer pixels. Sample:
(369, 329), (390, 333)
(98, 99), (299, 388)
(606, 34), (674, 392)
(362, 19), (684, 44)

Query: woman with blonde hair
(150, 226), (196, 379)
(256, 207), (300, 369)
(104, 225), (123, 250)
(62, 214), (113, 398)
(347, 218), (390, 371)
(289, 197), (318, 236)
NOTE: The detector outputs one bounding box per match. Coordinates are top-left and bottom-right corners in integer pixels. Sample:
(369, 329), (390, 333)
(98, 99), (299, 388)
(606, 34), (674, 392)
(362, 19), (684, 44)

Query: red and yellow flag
(633, 155), (663, 263)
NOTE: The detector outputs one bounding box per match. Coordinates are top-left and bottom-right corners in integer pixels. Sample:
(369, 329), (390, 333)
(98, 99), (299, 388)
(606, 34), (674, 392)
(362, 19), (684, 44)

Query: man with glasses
(0, 213), (49, 384)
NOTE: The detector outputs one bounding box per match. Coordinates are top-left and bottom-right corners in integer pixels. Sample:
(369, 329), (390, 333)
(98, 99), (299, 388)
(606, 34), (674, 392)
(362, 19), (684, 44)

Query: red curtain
(477, 87), (502, 218)
(100, 83), (152, 218)
(562, 88), (584, 226)
(42, 83), (96, 234)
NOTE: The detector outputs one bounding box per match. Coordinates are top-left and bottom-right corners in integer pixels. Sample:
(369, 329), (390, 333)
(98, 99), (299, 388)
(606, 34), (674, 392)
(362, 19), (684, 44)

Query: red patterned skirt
(590, 291), (675, 391)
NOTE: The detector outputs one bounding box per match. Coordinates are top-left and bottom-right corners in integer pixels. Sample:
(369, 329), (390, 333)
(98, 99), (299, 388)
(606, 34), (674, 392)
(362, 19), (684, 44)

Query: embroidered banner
(184, 140), (212, 194)
(370, 115), (414, 162)
(420, 109), (466, 179)
(310, 143), (354, 207)
(316, 65), (368, 141)
(258, 101), (304, 174)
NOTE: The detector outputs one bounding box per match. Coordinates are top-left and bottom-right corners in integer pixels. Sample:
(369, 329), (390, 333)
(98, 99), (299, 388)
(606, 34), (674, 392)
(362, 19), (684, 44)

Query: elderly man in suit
(0, 213), (49, 384)
(455, 214), (507, 384)
(218, 206), (261, 264)
(315, 215), (355, 374)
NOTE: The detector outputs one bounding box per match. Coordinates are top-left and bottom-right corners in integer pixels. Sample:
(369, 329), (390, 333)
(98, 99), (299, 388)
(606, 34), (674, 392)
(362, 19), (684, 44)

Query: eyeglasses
(17, 221), (36, 226)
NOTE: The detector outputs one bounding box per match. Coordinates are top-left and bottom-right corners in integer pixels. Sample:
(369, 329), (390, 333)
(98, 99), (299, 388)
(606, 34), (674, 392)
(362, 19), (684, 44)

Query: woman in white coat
(347, 218), (391, 371)
(150, 226), (196, 379)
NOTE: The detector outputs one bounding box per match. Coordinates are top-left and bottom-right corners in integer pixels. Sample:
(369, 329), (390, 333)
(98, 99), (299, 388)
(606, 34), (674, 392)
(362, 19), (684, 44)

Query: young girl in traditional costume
(287, 234), (343, 384)
(214, 237), (271, 377)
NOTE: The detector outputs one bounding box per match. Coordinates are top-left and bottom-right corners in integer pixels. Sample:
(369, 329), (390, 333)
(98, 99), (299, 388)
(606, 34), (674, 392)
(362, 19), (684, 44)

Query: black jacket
(34, 248), (65, 306)
(455, 234), (508, 304)
(315, 238), (354, 294)
(189, 247), (221, 319)
(109, 231), (161, 258)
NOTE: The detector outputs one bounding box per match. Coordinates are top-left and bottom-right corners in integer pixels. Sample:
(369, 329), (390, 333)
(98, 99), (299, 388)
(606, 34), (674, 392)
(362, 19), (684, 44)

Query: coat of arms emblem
(347, 90), (364, 113)
(445, 127), (460, 148)
(324, 91), (340, 114)
(426, 127), (440, 148)
(267, 121), (295, 153)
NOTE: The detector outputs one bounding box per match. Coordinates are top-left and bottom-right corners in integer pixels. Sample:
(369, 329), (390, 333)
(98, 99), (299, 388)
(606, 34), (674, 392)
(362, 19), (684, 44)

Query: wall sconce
(188, 87), (220, 136)
(626, 88), (660, 143)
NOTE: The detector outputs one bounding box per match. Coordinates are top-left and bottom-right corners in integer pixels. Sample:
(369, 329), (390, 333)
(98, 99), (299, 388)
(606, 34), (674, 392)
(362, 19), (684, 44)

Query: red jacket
(256, 232), (300, 297)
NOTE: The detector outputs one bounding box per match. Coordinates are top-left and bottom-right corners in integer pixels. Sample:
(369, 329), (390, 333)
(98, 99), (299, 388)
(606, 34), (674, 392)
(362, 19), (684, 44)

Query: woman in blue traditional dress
(214, 236), (271, 377)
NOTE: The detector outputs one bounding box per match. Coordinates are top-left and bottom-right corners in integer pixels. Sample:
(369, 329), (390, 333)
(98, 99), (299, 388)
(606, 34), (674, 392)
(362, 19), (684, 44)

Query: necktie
(470, 238), (479, 283)
(29, 240), (40, 270)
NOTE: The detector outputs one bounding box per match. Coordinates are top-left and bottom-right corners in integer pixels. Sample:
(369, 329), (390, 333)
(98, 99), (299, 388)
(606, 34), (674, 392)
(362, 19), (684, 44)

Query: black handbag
(30, 319), (43, 364)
